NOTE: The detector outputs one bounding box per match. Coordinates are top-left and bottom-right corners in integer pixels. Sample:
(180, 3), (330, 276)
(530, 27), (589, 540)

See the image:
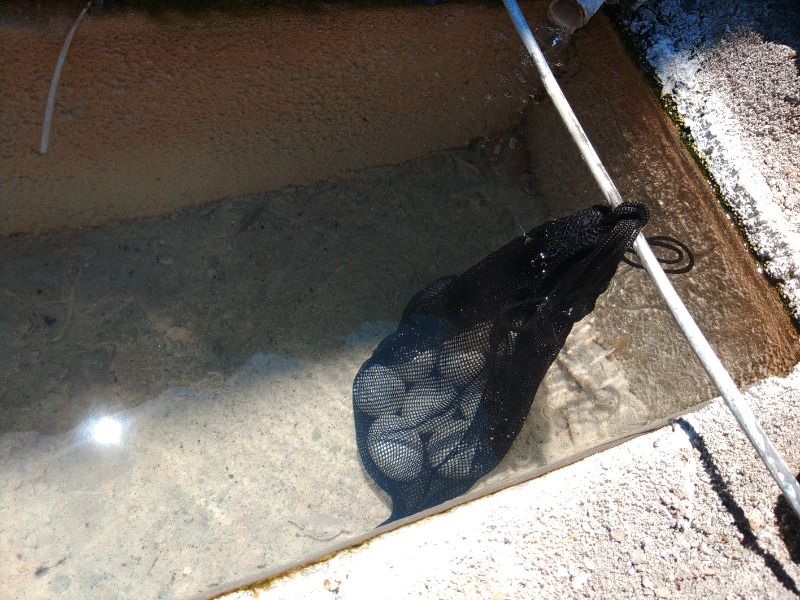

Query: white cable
(502, 0), (800, 519)
(40, 0), (93, 155)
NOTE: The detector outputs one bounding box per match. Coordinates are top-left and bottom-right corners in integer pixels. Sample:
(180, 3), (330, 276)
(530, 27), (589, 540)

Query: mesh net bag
(353, 202), (650, 522)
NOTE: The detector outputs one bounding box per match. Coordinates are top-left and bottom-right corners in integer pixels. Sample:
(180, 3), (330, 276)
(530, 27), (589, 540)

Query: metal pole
(40, 1), (93, 154)
(502, 0), (800, 518)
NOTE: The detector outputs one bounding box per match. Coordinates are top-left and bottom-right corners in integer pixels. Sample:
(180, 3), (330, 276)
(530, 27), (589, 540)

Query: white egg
(416, 406), (458, 435)
(437, 446), (477, 479)
(443, 322), (492, 354)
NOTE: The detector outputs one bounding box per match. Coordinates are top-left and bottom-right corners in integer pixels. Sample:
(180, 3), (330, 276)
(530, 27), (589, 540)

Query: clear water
(1, 6), (798, 600)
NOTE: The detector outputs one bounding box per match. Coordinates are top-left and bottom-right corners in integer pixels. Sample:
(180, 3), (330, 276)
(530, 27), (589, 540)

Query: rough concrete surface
(216, 0), (800, 598)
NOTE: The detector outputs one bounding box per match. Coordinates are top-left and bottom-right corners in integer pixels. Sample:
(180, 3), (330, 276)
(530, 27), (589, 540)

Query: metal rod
(40, 0), (92, 155)
(502, 0), (800, 519)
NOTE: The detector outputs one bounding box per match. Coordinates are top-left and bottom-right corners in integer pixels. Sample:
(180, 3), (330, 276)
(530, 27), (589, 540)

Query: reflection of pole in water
(531, 16), (574, 71)
(533, 14), (574, 55)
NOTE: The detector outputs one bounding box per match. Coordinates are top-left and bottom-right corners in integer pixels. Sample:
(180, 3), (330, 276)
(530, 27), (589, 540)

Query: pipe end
(549, 0), (584, 30)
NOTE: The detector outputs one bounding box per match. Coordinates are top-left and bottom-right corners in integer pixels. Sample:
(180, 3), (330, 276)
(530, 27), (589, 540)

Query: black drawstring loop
(623, 235), (695, 274)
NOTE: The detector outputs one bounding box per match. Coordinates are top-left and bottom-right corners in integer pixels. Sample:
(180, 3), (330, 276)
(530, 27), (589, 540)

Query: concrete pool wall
(1, 1), (542, 235)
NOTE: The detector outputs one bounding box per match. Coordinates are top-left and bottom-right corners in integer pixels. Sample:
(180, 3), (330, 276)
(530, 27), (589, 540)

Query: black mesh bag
(353, 202), (649, 523)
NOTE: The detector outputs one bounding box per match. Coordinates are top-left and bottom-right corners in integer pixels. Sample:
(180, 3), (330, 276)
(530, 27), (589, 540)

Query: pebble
(353, 364), (405, 417)
(630, 549), (647, 565)
(366, 415), (424, 482)
(394, 348), (436, 384)
(438, 349), (486, 386)
(572, 572), (589, 591)
(670, 485), (688, 500)
(746, 509), (766, 531)
(610, 528), (626, 542)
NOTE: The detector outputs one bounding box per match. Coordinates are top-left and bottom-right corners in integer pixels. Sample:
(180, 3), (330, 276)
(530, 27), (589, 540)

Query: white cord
(40, 1), (93, 155)
(502, 0), (800, 519)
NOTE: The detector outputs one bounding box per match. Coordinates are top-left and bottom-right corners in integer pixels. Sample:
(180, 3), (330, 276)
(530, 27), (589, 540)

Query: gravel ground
(214, 1), (800, 598)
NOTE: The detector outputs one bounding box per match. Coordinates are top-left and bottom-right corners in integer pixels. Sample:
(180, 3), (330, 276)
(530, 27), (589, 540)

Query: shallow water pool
(0, 3), (797, 599)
